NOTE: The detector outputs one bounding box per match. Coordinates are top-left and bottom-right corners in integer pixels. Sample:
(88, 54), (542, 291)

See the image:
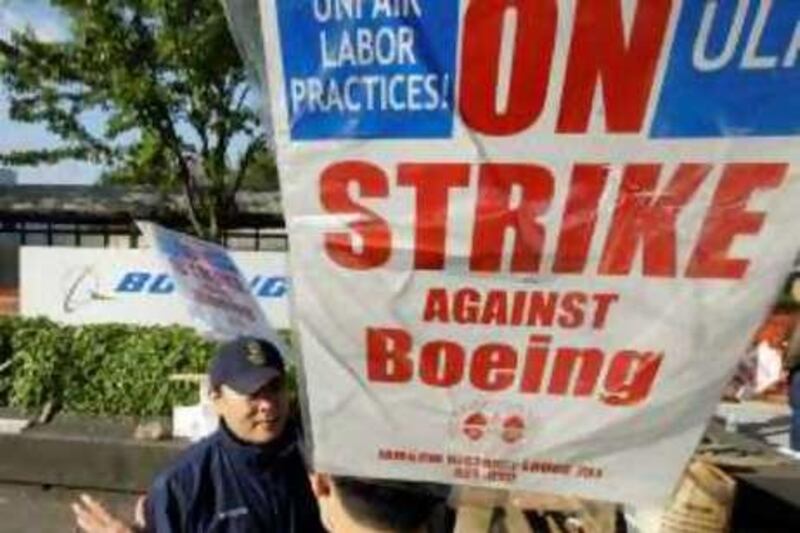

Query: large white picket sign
(258, 0), (800, 503)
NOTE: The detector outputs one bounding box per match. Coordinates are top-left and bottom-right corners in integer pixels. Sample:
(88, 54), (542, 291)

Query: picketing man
(74, 472), (446, 533)
(74, 336), (326, 532)
(72, 335), (449, 532)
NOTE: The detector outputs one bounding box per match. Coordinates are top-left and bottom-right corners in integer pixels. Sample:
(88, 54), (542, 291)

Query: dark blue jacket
(145, 422), (325, 532)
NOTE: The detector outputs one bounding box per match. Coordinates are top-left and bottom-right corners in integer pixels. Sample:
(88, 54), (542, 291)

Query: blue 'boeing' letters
(115, 272), (288, 298)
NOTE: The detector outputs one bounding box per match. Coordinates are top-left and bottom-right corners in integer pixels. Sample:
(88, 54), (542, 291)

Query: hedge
(0, 316), (216, 417)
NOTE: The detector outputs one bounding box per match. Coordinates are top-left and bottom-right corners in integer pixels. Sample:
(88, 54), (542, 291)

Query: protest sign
(137, 222), (283, 346)
(257, 0), (800, 504)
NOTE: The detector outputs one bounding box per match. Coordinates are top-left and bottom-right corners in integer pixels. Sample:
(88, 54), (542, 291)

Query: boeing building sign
(21, 247), (291, 330)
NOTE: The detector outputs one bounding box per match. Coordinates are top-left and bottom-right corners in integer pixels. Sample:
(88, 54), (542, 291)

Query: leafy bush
(0, 316), (217, 417)
(9, 317), (73, 413)
(0, 317), (15, 404)
(61, 324), (213, 416)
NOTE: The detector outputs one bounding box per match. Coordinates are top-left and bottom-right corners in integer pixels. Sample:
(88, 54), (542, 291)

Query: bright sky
(0, 0), (101, 184)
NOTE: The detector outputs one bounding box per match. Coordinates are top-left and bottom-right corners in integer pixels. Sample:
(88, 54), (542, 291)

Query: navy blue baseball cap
(209, 336), (285, 395)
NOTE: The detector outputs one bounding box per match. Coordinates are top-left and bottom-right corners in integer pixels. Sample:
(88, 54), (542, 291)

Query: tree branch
(233, 84), (250, 114)
(224, 134), (265, 213)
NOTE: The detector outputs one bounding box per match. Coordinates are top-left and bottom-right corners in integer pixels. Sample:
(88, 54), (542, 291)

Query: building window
(223, 228), (288, 251)
(21, 222), (48, 246)
(52, 233), (77, 246)
(0, 222), (21, 246)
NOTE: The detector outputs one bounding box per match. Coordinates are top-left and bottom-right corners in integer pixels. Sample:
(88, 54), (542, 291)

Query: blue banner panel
(652, 0), (799, 138)
(276, 0), (459, 140)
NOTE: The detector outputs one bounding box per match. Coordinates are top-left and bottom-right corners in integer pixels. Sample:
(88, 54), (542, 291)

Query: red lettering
(526, 291), (558, 327)
(553, 164), (608, 273)
(599, 164), (710, 276)
(510, 291), (528, 324)
(321, 162), (391, 270)
(470, 164), (554, 272)
(557, 291), (587, 328)
(591, 293), (619, 329)
(322, 160), (780, 281)
(519, 335), (550, 393)
(366, 329), (662, 405)
(471, 344), (517, 391)
(454, 288), (481, 323)
(422, 288), (449, 323)
(460, 0), (557, 135)
(480, 290), (508, 325)
(548, 347), (603, 396)
(366, 327), (413, 382)
(398, 164), (470, 270)
(602, 351), (663, 406)
(557, 0), (672, 133)
(686, 164), (788, 279)
(420, 341), (464, 387)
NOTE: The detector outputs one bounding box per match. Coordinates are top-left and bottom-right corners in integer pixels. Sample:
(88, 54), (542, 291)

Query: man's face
(212, 375), (289, 444)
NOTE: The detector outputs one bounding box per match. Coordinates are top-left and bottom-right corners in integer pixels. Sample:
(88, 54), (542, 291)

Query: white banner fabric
(258, 0), (800, 504)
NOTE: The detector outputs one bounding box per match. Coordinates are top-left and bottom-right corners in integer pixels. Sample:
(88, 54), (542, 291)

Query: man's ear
(209, 387), (224, 418)
(308, 472), (332, 498)
(209, 386), (222, 401)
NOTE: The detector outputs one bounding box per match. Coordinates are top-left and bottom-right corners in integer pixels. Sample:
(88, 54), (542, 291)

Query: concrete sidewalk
(0, 484), (139, 533)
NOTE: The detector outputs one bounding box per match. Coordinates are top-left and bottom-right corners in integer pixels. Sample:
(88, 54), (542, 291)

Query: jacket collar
(217, 420), (298, 469)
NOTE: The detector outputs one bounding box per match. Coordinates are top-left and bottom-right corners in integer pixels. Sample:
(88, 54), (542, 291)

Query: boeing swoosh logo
(62, 266), (116, 314)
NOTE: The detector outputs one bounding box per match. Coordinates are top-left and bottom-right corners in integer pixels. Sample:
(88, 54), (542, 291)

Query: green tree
(0, 0), (277, 239)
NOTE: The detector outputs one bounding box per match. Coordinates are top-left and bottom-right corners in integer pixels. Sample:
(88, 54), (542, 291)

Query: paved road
(0, 484), (139, 533)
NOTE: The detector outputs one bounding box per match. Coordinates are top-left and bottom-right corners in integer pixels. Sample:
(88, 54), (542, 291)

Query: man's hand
(71, 493), (144, 533)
